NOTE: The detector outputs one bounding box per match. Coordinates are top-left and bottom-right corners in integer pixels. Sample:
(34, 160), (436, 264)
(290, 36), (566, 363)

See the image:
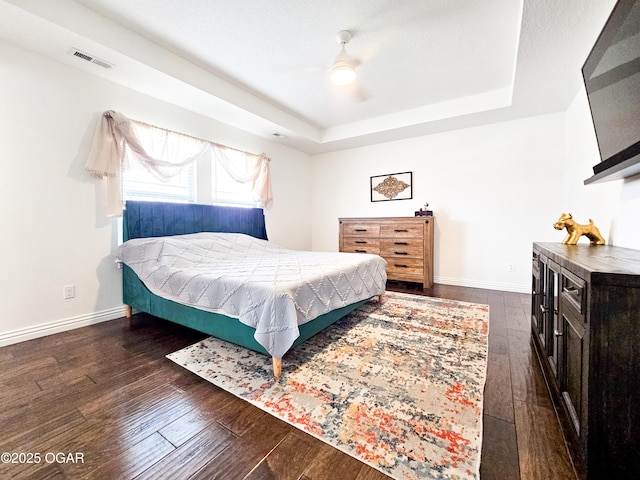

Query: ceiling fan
(279, 29), (368, 100)
(328, 30), (368, 101)
(330, 30), (357, 85)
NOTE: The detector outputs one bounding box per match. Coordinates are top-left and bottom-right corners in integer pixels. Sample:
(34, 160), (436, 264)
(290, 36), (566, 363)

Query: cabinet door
(560, 305), (586, 439)
(537, 257), (549, 352)
(531, 256), (541, 334)
(548, 260), (561, 378)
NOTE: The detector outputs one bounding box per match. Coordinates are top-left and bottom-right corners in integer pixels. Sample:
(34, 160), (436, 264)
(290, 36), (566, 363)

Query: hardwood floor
(0, 283), (576, 479)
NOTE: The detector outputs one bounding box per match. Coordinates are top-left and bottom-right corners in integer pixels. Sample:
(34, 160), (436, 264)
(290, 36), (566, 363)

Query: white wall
(310, 113), (567, 293)
(310, 89), (640, 294)
(563, 86), (640, 249)
(0, 41), (312, 345)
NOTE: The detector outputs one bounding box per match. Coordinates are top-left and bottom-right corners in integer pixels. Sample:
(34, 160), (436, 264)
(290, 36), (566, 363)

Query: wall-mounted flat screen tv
(583, 0), (640, 184)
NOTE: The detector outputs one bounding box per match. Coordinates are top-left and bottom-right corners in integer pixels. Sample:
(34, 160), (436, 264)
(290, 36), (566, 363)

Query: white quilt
(117, 232), (387, 358)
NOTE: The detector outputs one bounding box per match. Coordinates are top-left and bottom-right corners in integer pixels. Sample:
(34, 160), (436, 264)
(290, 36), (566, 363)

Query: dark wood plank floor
(0, 283), (576, 479)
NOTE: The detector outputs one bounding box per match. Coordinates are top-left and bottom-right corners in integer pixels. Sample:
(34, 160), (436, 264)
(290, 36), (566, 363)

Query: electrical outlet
(508, 263), (516, 272)
(63, 285), (75, 299)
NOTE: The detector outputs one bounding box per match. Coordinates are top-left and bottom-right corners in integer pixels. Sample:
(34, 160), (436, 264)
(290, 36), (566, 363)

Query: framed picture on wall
(370, 171), (413, 202)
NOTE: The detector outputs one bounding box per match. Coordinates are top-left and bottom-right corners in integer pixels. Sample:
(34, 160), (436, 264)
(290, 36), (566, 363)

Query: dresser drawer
(342, 238), (381, 255)
(380, 238), (423, 258)
(386, 258), (424, 278)
(380, 223), (423, 238)
(342, 223), (380, 237)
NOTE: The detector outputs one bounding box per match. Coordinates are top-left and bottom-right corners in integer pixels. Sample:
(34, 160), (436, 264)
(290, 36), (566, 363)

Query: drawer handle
(540, 305), (547, 314)
(355, 240), (367, 244)
(554, 329), (563, 337)
(394, 264), (408, 268)
(563, 286), (579, 294)
(394, 251), (408, 255)
(355, 249), (367, 253)
(394, 229), (408, 232)
(355, 229), (367, 232)
(394, 242), (408, 245)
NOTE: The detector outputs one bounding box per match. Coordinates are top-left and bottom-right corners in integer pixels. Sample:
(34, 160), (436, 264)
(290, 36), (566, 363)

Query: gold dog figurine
(553, 213), (605, 245)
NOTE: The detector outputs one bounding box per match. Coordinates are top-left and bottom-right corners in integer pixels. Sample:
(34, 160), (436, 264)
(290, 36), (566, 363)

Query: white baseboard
(435, 276), (530, 294)
(0, 306), (127, 347)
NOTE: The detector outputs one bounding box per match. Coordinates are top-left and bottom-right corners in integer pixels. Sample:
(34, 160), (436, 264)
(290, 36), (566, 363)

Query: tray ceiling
(0, 0), (617, 153)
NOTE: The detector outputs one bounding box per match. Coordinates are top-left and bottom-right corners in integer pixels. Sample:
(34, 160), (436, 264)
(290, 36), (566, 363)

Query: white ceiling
(0, 0), (617, 154)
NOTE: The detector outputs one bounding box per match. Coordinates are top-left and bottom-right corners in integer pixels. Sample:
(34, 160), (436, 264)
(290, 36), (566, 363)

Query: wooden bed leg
(377, 293), (385, 303)
(125, 305), (132, 319)
(272, 357), (282, 378)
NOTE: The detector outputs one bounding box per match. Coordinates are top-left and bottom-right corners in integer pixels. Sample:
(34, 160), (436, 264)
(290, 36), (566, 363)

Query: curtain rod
(106, 111), (270, 161)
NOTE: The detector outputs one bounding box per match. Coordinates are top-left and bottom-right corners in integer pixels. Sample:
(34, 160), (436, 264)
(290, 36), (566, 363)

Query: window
(211, 152), (258, 207)
(121, 123), (200, 204)
(86, 111), (271, 216)
(123, 152), (196, 203)
(122, 147), (258, 207)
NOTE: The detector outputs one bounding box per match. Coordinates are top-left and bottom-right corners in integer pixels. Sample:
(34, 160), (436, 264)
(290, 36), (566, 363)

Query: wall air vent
(68, 48), (114, 69)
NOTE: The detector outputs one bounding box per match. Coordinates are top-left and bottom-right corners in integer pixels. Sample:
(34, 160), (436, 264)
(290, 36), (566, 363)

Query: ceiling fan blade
(273, 64), (326, 75)
(353, 82), (369, 102)
(341, 79), (369, 102)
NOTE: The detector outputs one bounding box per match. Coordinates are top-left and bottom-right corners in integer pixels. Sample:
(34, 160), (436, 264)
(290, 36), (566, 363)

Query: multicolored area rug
(167, 291), (489, 480)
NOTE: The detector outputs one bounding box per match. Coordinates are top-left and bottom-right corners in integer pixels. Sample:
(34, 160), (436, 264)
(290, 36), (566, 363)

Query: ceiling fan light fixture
(330, 30), (356, 85)
(331, 60), (356, 85)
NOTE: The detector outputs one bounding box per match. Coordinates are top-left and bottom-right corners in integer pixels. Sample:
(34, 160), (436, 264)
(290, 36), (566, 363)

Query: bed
(118, 200), (387, 377)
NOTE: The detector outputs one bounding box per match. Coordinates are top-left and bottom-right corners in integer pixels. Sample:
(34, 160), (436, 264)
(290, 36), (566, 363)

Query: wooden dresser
(339, 216), (434, 288)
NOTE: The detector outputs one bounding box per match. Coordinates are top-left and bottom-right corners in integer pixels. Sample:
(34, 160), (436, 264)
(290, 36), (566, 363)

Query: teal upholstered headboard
(123, 201), (268, 241)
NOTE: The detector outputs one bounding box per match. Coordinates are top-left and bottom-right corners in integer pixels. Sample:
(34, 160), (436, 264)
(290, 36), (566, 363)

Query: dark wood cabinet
(531, 242), (640, 479)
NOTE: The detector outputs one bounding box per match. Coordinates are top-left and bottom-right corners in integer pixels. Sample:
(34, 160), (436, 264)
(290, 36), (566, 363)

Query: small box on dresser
(531, 242), (640, 480)
(339, 216), (434, 288)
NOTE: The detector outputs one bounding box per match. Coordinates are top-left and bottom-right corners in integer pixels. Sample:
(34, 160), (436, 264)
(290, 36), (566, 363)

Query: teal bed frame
(121, 201), (368, 371)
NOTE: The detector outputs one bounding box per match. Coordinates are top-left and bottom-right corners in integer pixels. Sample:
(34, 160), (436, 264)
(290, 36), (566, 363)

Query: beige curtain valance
(86, 110), (273, 217)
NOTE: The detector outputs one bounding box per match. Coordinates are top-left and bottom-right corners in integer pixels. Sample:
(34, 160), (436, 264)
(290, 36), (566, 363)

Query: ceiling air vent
(68, 48), (114, 69)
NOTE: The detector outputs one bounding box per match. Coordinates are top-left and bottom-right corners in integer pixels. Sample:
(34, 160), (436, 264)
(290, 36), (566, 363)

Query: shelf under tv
(584, 156), (640, 185)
